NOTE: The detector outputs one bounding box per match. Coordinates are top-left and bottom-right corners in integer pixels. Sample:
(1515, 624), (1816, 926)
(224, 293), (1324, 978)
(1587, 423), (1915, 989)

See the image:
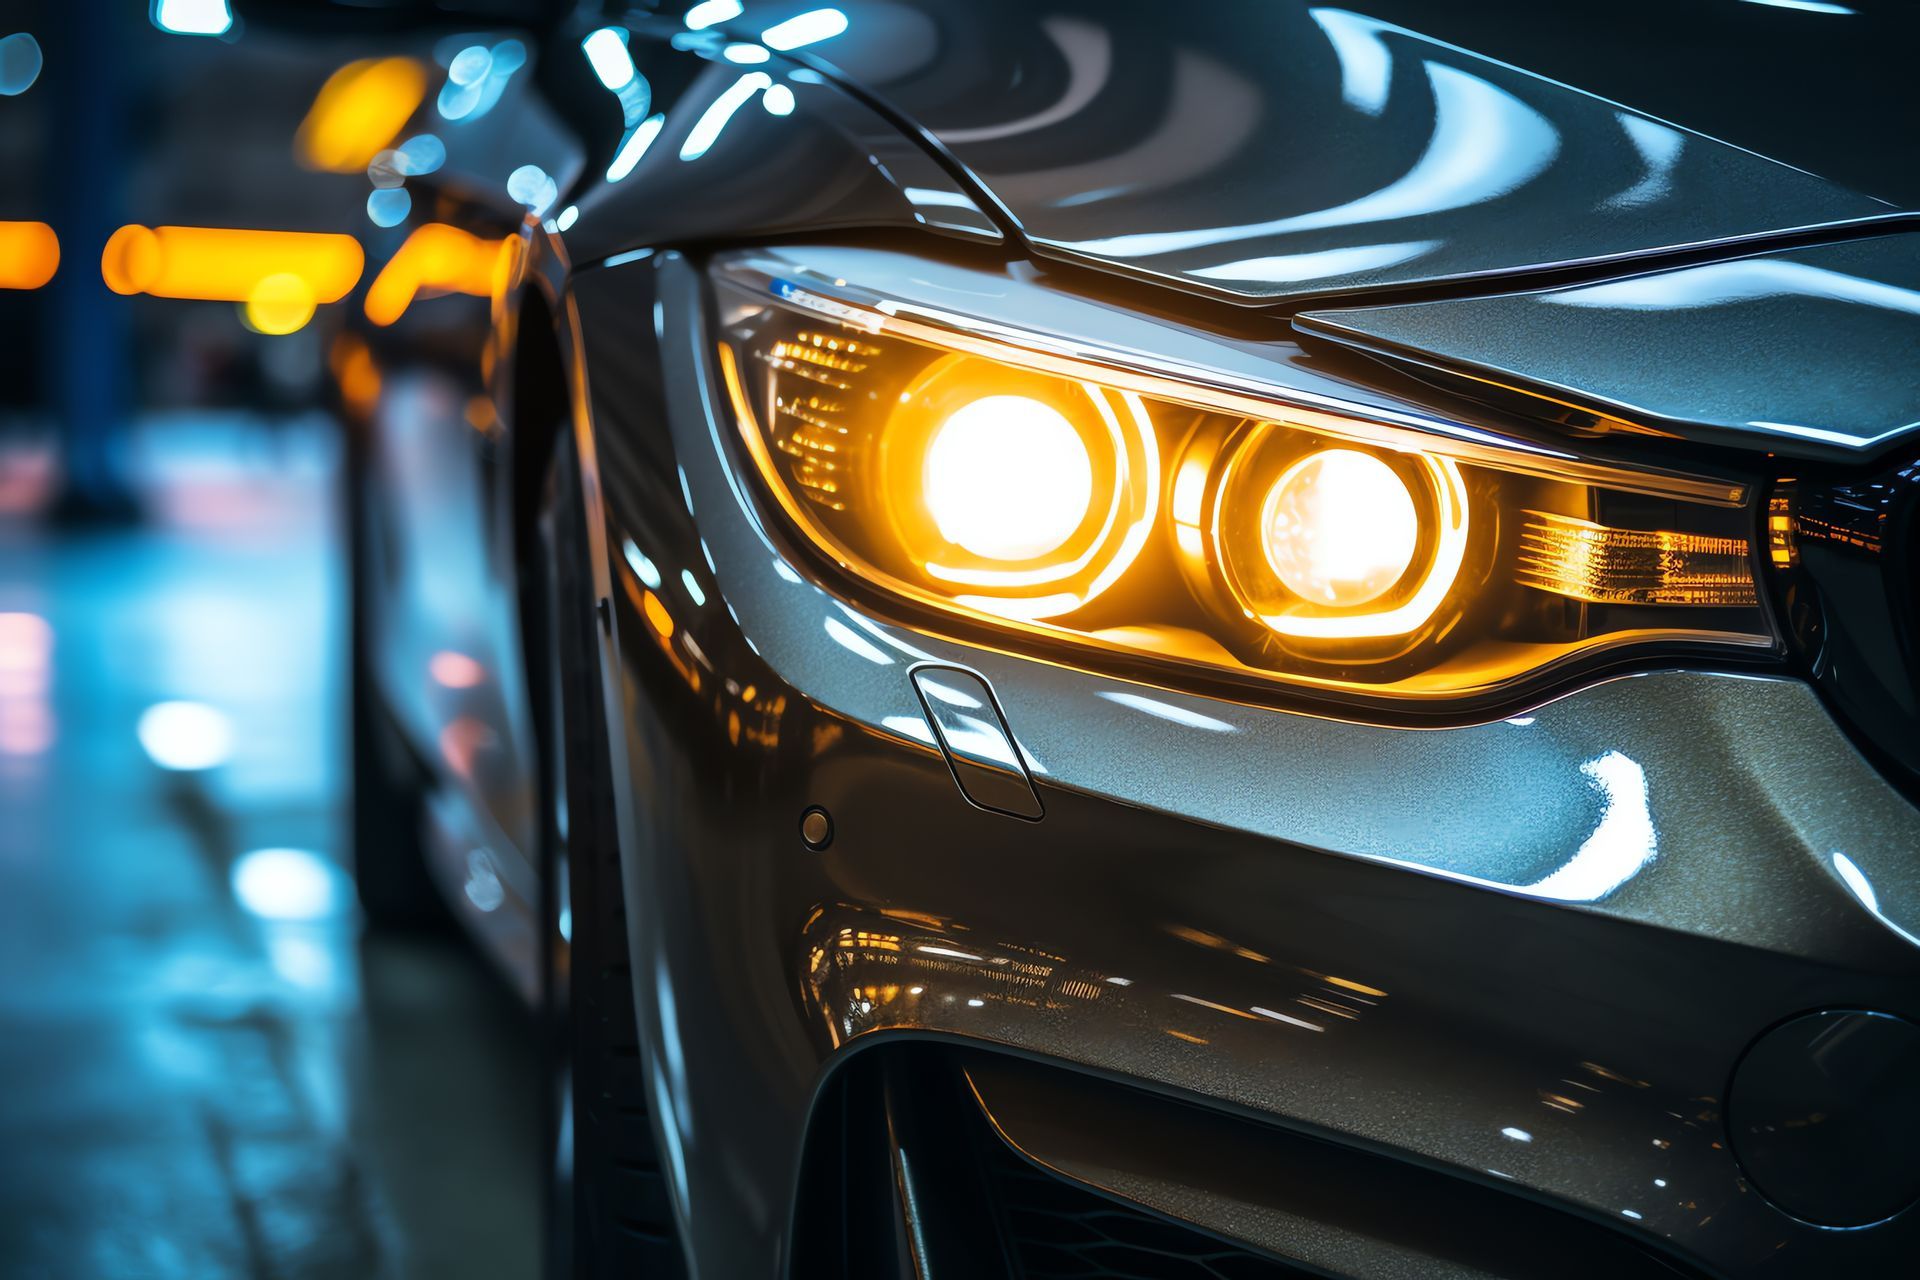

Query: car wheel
(346, 418), (445, 930)
(530, 428), (685, 1279)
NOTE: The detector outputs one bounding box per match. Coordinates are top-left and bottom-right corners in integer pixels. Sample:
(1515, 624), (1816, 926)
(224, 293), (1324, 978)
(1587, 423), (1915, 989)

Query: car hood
(755, 0), (1909, 305)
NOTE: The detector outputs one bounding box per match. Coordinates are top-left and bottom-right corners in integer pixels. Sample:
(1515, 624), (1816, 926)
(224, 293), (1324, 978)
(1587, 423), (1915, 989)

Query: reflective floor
(0, 418), (538, 1280)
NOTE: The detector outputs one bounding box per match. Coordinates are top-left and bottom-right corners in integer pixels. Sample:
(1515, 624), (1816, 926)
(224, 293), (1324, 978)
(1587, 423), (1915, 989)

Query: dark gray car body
(351, 2), (1920, 1275)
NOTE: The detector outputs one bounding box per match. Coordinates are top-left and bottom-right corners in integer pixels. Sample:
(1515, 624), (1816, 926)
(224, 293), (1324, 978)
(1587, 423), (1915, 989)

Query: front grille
(983, 1131), (1304, 1280)
(1773, 452), (1920, 793)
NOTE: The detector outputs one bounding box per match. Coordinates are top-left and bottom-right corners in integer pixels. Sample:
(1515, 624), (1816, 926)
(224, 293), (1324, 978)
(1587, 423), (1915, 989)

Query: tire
(346, 420), (445, 930)
(530, 429), (685, 1280)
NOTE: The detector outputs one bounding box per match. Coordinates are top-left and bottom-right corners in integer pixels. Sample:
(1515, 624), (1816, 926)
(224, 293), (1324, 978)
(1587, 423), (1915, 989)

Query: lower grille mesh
(982, 1126), (1304, 1280)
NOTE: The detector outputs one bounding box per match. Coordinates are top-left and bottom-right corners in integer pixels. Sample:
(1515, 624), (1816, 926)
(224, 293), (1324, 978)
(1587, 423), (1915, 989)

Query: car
(338, 2), (1920, 1276)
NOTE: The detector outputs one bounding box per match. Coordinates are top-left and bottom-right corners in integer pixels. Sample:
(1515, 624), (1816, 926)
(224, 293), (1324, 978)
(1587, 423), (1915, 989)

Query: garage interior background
(0, 5), (541, 1278)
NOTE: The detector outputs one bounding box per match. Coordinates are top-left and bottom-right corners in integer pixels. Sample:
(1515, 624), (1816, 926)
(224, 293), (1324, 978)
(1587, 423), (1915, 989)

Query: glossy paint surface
(962, 1053), (1700, 1278)
(744, 1), (1893, 302)
(1297, 234), (1920, 459)
(557, 252), (1920, 1277)
(351, 6), (1920, 1274)
(563, 25), (997, 269)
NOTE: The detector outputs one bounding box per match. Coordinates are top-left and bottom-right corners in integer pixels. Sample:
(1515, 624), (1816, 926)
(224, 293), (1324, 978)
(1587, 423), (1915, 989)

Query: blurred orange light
(0, 222), (59, 289)
(102, 225), (364, 303)
(641, 590), (675, 638)
(295, 57), (430, 173)
(363, 224), (507, 326)
(329, 333), (383, 419)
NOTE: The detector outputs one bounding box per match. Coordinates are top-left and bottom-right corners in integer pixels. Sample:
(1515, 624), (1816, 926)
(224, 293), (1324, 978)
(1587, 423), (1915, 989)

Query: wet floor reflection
(0, 416), (537, 1280)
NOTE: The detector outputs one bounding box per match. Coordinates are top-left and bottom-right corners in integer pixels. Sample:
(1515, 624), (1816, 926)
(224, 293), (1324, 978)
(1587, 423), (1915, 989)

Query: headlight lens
(714, 258), (1777, 713)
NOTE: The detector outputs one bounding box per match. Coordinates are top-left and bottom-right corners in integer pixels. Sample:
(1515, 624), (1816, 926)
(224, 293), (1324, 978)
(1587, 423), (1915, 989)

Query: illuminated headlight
(714, 257), (1777, 712)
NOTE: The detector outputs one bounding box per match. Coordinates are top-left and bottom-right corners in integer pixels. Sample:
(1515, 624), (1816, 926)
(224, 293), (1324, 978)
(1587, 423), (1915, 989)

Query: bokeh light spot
(136, 700), (234, 771)
(232, 848), (341, 921)
(0, 32), (44, 96)
(243, 273), (317, 335)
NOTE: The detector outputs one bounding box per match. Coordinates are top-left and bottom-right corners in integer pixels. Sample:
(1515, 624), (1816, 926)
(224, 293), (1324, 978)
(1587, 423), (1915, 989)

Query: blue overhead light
(685, 0), (744, 31)
(761, 8), (848, 51)
(680, 72), (770, 161)
(151, 0), (233, 37)
(582, 27), (636, 91)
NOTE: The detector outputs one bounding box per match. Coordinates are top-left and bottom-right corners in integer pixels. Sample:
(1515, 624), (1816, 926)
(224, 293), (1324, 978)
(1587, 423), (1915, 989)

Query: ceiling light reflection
(685, 0), (743, 29)
(761, 8), (849, 51)
(608, 113), (667, 181)
(581, 27), (636, 90)
(680, 72), (772, 160)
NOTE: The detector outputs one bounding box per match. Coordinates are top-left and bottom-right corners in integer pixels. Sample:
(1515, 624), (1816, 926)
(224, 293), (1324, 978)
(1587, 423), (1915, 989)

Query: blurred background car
(3, 3), (1919, 1280)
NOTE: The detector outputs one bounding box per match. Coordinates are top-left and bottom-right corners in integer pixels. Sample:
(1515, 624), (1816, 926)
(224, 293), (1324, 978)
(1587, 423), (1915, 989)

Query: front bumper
(568, 252), (1920, 1278)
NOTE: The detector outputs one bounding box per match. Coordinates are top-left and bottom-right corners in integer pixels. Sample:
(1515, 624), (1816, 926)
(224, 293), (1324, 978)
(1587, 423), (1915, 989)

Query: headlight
(711, 254), (1777, 715)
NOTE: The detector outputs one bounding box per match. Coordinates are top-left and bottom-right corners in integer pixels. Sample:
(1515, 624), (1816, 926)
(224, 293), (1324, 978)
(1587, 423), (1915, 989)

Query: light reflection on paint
(1502, 1126), (1533, 1142)
(1832, 851), (1920, 947)
(1309, 8), (1392, 115)
(582, 26), (636, 90)
(1741, 0), (1853, 12)
(938, 714), (1023, 771)
(1546, 258), (1920, 318)
(762, 83), (796, 115)
(1521, 752), (1655, 901)
(823, 617), (893, 665)
(916, 678), (982, 711)
(685, 0), (743, 30)
(680, 72), (772, 161)
(761, 8), (849, 51)
(937, 17), (1107, 144)
(1191, 240), (1438, 284)
(622, 538), (663, 589)
(1068, 63), (1559, 261)
(607, 113), (667, 181)
(881, 714), (935, 744)
(1098, 690), (1235, 733)
(1603, 113), (1684, 210)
